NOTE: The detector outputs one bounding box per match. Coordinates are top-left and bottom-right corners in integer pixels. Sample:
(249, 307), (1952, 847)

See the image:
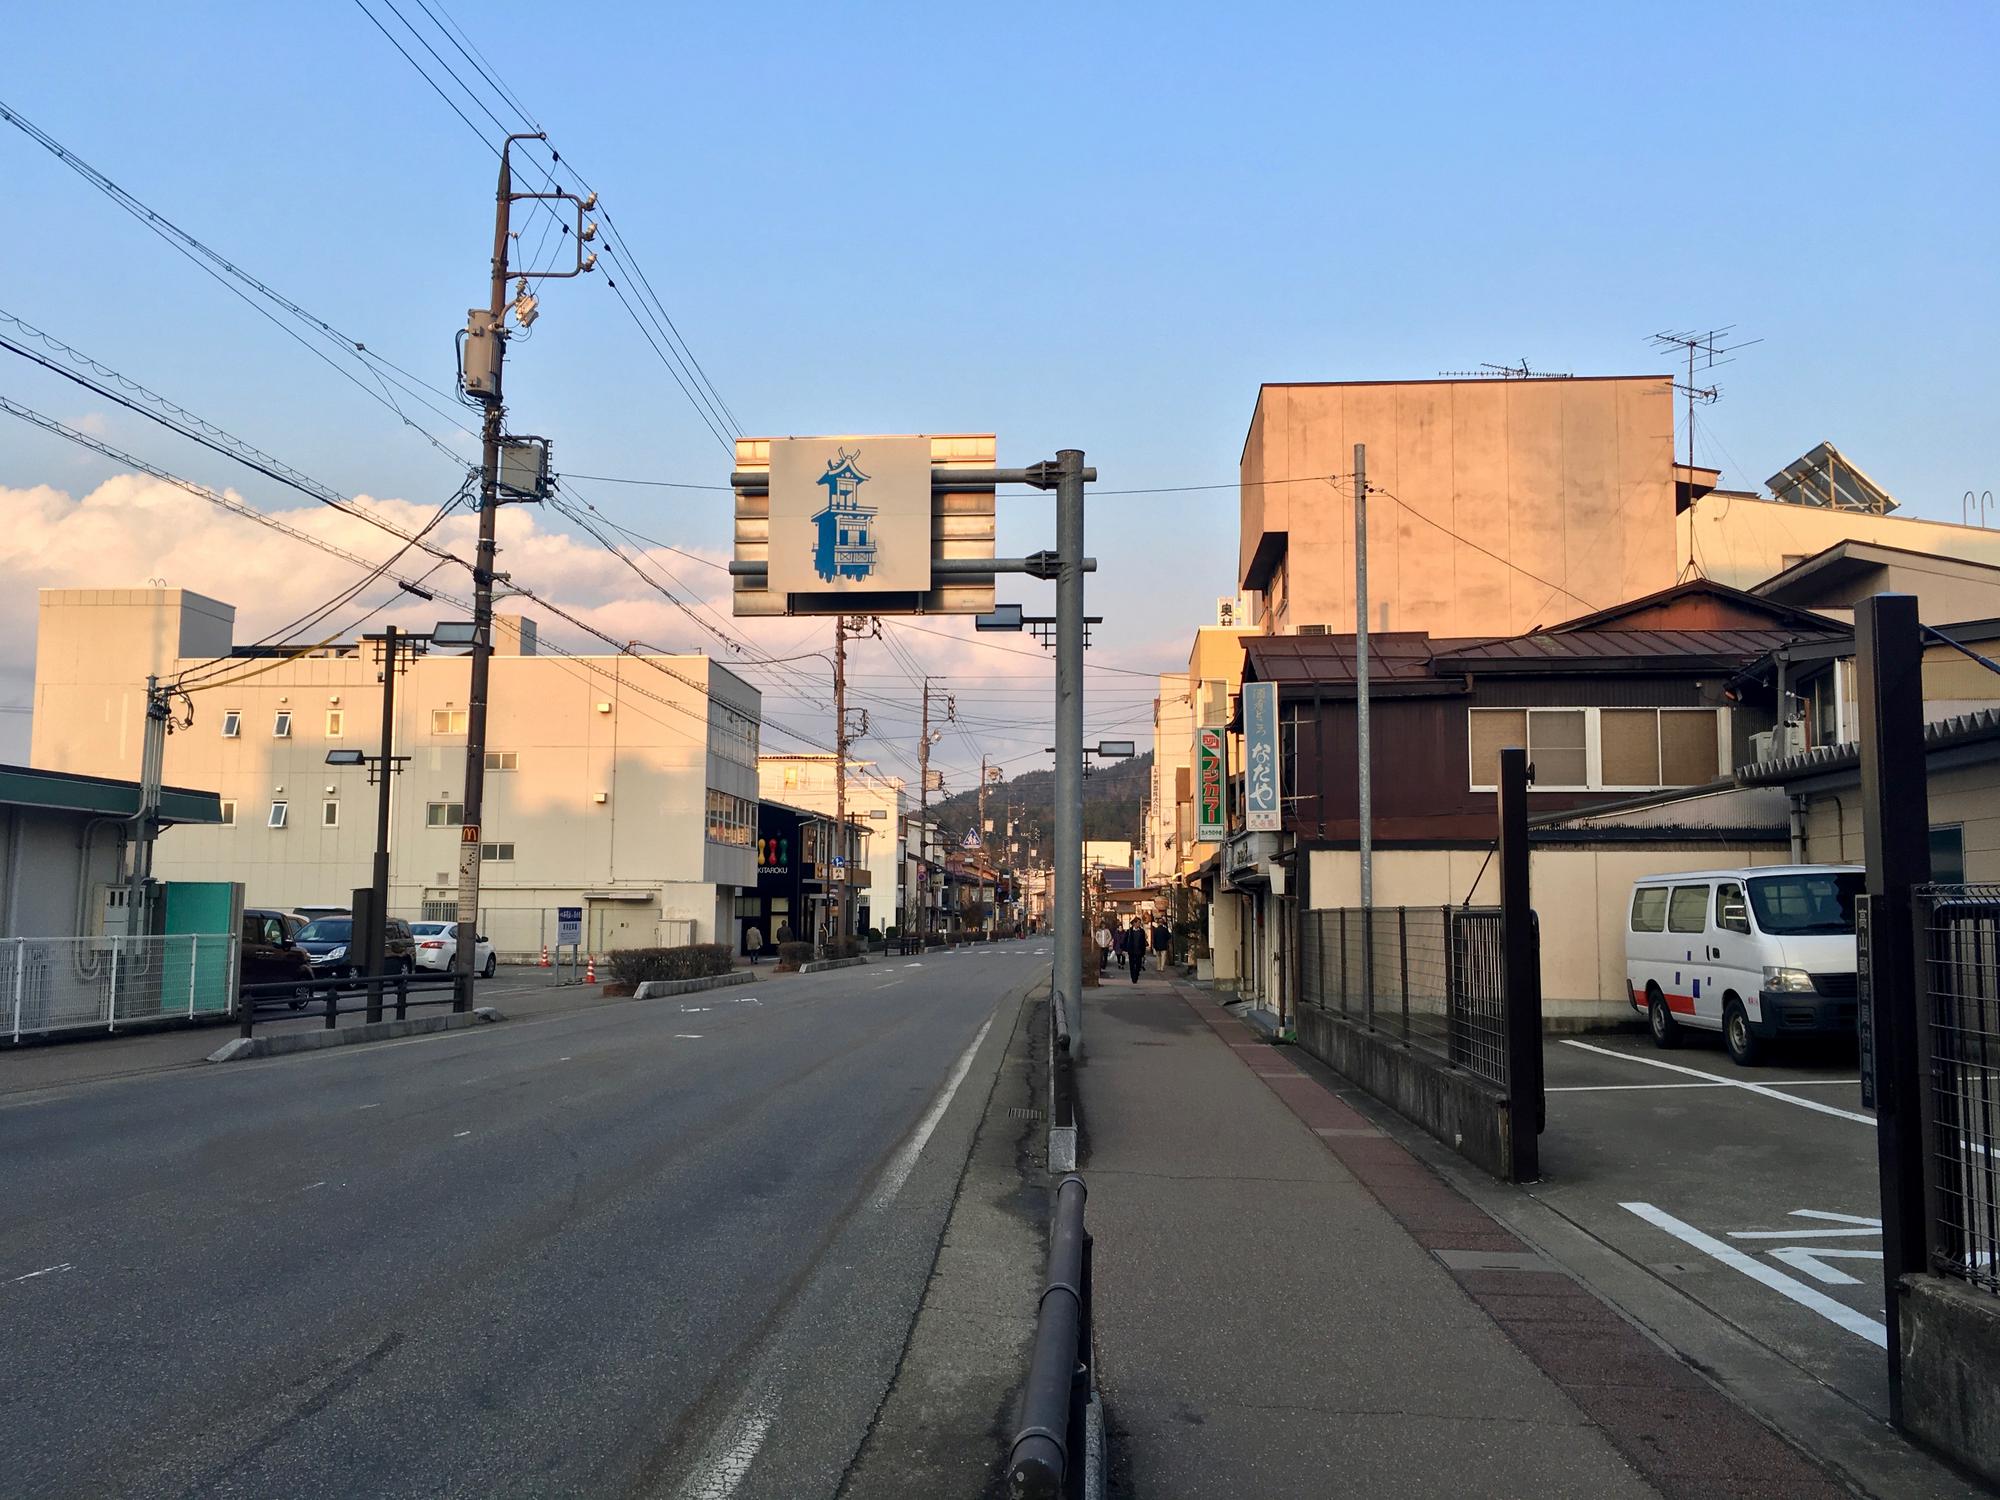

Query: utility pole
(913, 676), (939, 939)
(364, 625), (400, 1022)
(1355, 444), (1372, 913)
(454, 132), (596, 1009)
(832, 614), (849, 951)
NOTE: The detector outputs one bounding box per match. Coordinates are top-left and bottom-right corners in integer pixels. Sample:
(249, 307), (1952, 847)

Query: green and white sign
(1195, 726), (1227, 842)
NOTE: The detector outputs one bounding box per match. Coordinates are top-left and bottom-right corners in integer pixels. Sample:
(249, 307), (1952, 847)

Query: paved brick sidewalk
(1167, 978), (1850, 1499)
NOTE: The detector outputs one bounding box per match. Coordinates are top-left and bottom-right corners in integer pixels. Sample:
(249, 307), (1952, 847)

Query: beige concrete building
(1240, 376), (1680, 639)
(30, 589), (760, 955)
(755, 754), (902, 933)
(1692, 509), (2000, 608)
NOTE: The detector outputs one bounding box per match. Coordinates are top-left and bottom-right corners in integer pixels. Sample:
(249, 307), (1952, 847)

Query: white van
(1625, 865), (1864, 1066)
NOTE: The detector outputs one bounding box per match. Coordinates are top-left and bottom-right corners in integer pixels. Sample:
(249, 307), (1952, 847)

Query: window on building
(427, 802), (465, 827)
(705, 788), (755, 846)
(733, 896), (762, 918)
(221, 710), (241, 739)
(432, 709), (468, 735)
(326, 709), (344, 737)
(1667, 885), (1710, 934)
(322, 799), (339, 828)
(268, 801), (289, 829)
(219, 799), (236, 827)
(1629, 888), (1667, 933)
(1931, 825), (1967, 883)
(1470, 707), (1721, 791)
(272, 711), (292, 739)
(783, 765), (800, 788)
(478, 842), (514, 862)
(484, 750), (518, 771)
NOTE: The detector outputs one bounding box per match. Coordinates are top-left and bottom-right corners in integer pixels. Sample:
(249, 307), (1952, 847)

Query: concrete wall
(1308, 842), (1790, 1027)
(1241, 378), (1678, 640)
(1293, 1004), (1521, 1180)
(1898, 1273), (2000, 1488)
(1684, 496), (2000, 595)
(0, 807), (128, 938)
(31, 591), (756, 944)
(1801, 764), (2000, 880)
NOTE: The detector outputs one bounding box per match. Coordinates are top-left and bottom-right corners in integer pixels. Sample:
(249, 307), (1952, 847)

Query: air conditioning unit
(1749, 730), (1775, 764)
(1296, 623), (1332, 637)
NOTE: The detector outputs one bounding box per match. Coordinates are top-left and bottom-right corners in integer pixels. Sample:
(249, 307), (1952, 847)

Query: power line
(0, 97), (477, 465)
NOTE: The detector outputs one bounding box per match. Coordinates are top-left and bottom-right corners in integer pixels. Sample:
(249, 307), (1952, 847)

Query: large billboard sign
(768, 436), (933, 597)
(1195, 726), (1227, 842)
(732, 433), (997, 617)
(1243, 681), (1282, 832)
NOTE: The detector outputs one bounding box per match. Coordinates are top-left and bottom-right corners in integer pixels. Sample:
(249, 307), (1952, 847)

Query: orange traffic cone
(539, 943), (550, 968)
(585, 953), (597, 984)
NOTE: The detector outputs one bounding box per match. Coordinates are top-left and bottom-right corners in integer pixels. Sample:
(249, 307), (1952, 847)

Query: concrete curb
(633, 970), (756, 1000)
(799, 955), (868, 974)
(206, 1007), (502, 1062)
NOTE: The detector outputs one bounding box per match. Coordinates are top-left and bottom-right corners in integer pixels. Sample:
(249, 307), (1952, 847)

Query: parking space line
(1559, 1039), (1875, 1127)
(1548, 1082), (1732, 1093)
(1622, 1201), (1887, 1348)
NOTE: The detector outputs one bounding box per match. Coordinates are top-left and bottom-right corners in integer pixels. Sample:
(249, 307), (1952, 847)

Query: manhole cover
(1432, 1248), (1561, 1273)
(1009, 1106), (1045, 1121)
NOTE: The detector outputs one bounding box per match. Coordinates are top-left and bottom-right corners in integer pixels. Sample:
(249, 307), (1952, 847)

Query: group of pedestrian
(1095, 916), (1172, 984)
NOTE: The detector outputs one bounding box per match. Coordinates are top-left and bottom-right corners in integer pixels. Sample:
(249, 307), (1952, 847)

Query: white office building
(30, 589), (760, 955)
(756, 754), (906, 934)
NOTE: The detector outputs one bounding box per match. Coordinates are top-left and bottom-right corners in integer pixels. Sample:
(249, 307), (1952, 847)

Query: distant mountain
(922, 752), (1152, 866)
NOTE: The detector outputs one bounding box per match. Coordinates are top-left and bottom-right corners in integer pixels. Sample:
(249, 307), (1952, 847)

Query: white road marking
(1770, 1247), (1882, 1285)
(903, 963), (923, 969)
(9, 1262), (74, 1284)
(559, 1057), (571, 1062)
(301, 1181), (327, 1192)
(677, 1400), (774, 1500)
(1621, 1201), (1887, 1347)
(675, 1034), (704, 1040)
(1791, 1209), (1882, 1225)
(454, 1130), (471, 1139)
(358, 1103), (381, 1110)
(870, 1016), (995, 1211)
(1729, 1226), (1880, 1239)
(1560, 1040), (1876, 1126)
(1547, 1082), (1731, 1093)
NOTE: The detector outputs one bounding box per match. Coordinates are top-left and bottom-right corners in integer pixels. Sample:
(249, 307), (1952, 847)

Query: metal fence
(1916, 884), (2000, 1296)
(1299, 906), (1509, 1089)
(5, 934), (238, 1041)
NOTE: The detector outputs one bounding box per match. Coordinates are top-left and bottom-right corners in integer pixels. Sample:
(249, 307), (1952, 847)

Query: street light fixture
(975, 603), (1024, 632)
(430, 620), (479, 647)
(325, 749), (366, 767)
(1096, 740), (1136, 759)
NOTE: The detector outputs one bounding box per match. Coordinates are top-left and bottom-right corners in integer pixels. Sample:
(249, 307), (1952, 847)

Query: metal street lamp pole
(366, 624), (400, 1022)
(1054, 448), (1086, 1056)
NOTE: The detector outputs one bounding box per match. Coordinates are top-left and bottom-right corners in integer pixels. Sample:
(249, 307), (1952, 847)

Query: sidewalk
(1083, 969), (1847, 1499)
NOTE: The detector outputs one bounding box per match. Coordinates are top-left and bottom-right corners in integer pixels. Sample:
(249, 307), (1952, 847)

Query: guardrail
(1007, 1173), (1095, 1500)
(237, 969), (460, 1038)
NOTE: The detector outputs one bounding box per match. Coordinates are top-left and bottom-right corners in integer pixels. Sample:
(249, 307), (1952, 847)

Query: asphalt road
(1533, 1026), (1888, 1415)
(1, 941), (1050, 1500)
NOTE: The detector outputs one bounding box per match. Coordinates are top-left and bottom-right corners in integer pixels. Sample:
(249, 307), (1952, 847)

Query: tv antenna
(1650, 326), (1761, 579)
(1436, 360), (1573, 379)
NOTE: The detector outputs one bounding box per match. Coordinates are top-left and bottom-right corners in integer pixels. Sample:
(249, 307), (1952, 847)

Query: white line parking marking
(870, 1016), (994, 1211)
(1622, 1201), (1886, 1347)
(1769, 1247), (1882, 1285)
(678, 1400), (774, 1500)
(1560, 1040), (1876, 1126)
(9, 1262), (74, 1284)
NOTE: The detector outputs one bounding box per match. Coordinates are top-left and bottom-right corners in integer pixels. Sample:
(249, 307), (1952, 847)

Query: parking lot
(1533, 1026), (1887, 1417)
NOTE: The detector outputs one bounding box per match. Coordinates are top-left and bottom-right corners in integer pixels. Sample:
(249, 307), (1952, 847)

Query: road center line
(1622, 1200), (1887, 1347)
(870, 1016), (994, 1212)
(677, 1400), (775, 1500)
(9, 1262), (74, 1284)
(1559, 1040), (1876, 1126)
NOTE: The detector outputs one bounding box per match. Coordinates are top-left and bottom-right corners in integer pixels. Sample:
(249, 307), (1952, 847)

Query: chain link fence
(5, 934), (238, 1041)
(1299, 906), (1509, 1089)
(1916, 884), (2000, 1295)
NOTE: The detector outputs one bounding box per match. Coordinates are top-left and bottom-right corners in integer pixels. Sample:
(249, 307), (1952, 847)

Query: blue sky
(3, 1), (1996, 770)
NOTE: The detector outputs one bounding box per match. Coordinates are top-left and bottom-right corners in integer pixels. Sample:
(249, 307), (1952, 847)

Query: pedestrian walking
(1122, 920), (1146, 984)
(1151, 918), (1170, 973)
(1095, 921), (1114, 977)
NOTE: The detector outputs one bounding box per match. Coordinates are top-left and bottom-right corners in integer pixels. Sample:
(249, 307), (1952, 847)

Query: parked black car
(240, 908), (314, 1006)
(294, 916), (417, 979)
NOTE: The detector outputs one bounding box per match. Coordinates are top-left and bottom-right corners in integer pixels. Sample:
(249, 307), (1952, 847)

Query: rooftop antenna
(1435, 360), (1574, 379)
(1650, 326), (1761, 578)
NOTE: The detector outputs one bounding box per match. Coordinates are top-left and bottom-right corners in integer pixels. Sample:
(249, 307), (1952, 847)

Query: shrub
(605, 943), (733, 985)
(884, 924), (899, 941)
(866, 927), (883, 942)
(777, 941), (812, 971)
(828, 936), (861, 960)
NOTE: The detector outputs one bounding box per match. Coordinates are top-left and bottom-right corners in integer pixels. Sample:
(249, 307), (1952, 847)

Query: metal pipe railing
(1007, 1173), (1092, 1499)
(237, 970), (458, 1039)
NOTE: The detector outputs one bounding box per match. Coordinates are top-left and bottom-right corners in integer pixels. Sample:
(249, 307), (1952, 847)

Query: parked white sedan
(408, 921), (497, 978)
